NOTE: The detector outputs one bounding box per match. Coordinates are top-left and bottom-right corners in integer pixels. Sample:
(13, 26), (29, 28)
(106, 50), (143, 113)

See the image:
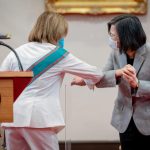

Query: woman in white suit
(0, 11), (104, 150)
(72, 14), (150, 150)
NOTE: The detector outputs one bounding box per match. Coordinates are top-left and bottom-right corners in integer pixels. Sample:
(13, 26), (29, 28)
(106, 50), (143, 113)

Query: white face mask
(108, 36), (118, 50)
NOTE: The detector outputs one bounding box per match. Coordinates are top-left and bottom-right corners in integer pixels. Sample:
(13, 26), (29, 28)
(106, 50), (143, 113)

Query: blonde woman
(0, 11), (103, 150)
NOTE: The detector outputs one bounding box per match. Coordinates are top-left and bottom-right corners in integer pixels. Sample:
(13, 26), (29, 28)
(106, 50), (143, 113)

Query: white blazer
(0, 42), (103, 133)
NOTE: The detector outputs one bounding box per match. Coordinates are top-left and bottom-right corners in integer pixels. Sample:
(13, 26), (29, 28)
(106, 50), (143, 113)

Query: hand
(122, 65), (138, 88)
(71, 77), (86, 86)
(115, 69), (123, 78)
(115, 64), (136, 78)
(123, 64), (136, 75)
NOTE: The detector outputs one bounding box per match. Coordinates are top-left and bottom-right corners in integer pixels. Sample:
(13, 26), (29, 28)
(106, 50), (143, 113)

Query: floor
(0, 129), (121, 150)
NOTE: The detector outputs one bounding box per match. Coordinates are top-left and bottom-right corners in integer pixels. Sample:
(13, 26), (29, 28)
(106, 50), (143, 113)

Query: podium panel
(0, 71), (33, 122)
(0, 79), (13, 122)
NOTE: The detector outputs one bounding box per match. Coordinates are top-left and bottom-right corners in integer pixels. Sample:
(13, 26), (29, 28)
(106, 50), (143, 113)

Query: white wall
(0, 0), (150, 142)
(0, 0), (44, 62)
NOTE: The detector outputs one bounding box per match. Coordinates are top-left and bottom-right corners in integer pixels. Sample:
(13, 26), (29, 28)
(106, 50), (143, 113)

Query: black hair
(107, 14), (146, 53)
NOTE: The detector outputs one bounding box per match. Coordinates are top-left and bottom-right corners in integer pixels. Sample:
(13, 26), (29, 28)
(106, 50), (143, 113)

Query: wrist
(115, 69), (123, 78)
(136, 78), (139, 88)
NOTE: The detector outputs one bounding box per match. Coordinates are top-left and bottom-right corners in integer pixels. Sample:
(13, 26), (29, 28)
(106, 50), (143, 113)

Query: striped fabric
(27, 47), (69, 83)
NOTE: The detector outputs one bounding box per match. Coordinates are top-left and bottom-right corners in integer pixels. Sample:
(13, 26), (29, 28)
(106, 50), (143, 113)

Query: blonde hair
(28, 11), (68, 44)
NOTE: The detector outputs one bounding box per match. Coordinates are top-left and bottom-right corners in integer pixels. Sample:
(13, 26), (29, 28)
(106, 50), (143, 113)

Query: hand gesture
(123, 64), (138, 88)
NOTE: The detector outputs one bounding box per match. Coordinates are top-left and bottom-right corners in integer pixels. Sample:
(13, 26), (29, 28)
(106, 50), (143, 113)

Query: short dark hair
(107, 14), (146, 53)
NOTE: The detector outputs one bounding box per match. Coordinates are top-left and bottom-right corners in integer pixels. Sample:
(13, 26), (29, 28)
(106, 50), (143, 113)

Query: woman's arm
(60, 53), (103, 85)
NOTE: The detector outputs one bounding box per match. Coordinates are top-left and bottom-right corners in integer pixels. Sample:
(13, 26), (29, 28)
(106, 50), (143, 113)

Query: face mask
(58, 38), (64, 48)
(108, 36), (118, 50)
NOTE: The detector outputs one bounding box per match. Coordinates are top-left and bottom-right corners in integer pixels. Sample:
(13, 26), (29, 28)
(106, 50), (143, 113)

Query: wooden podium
(0, 71), (33, 122)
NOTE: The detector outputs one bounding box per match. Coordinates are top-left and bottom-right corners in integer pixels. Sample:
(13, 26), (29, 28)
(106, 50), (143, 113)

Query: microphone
(0, 33), (23, 71)
(0, 33), (11, 39)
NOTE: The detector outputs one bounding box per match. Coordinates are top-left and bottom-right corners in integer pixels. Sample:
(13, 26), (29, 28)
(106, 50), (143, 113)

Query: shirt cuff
(84, 79), (95, 90)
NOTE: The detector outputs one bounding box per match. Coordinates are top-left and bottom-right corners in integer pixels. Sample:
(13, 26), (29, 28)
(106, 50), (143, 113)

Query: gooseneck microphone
(0, 34), (23, 71)
(0, 33), (11, 39)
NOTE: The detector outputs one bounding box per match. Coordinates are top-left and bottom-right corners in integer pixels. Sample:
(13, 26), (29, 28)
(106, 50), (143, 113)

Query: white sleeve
(84, 79), (95, 89)
(60, 53), (103, 84)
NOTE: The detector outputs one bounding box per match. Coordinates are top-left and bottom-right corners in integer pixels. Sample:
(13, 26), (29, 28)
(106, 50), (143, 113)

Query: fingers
(123, 69), (135, 77)
(122, 65), (138, 88)
(123, 73), (134, 82)
(71, 78), (80, 86)
(71, 77), (86, 86)
(116, 65), (136, 78)
(123, 73), (138, 88)
(123, 67), (136, 82)
(71, 81), (75, 86)
(123, 65), (136, 76)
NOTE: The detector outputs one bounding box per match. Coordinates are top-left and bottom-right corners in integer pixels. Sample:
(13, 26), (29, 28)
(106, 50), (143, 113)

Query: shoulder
(141, 43), (150, 55)
(15, 42), (30, 52)
(145, 43), (150, 50)
(60, 51), (86, 65)
(107, 49), (119, 59)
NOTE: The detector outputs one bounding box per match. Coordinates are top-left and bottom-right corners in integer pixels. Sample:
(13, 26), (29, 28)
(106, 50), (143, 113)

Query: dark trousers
(119, 117), (150, 150)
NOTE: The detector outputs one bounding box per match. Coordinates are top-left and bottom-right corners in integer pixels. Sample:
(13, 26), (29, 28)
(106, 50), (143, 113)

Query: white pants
(5, 127), (59, 150)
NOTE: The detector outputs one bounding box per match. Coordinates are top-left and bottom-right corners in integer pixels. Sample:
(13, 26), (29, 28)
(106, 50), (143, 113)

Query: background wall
(0, 0), (150, 142)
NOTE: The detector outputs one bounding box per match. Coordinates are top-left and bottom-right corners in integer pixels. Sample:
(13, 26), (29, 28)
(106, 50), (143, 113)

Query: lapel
(118, 45), (146, 91)
(118, 52), (127, 68)
(118, 45), (146, 75)
(133, 45), (146, 75)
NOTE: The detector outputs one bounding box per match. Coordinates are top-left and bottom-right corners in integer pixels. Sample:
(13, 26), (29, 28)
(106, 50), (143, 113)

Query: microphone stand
(0, 41), (23, 71)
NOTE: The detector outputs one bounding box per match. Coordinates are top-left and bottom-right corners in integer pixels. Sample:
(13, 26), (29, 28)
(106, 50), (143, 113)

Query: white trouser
(5, 127), (59, 150)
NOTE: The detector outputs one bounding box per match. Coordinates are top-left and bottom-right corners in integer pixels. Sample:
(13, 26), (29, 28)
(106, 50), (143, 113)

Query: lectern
(0, 38), (33, 148)
(0, 40), (33, 123)
(0, 71), (33, 122)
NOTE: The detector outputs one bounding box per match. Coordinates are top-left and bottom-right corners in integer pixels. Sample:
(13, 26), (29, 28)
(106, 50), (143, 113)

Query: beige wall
(0, 0), (150, 142)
